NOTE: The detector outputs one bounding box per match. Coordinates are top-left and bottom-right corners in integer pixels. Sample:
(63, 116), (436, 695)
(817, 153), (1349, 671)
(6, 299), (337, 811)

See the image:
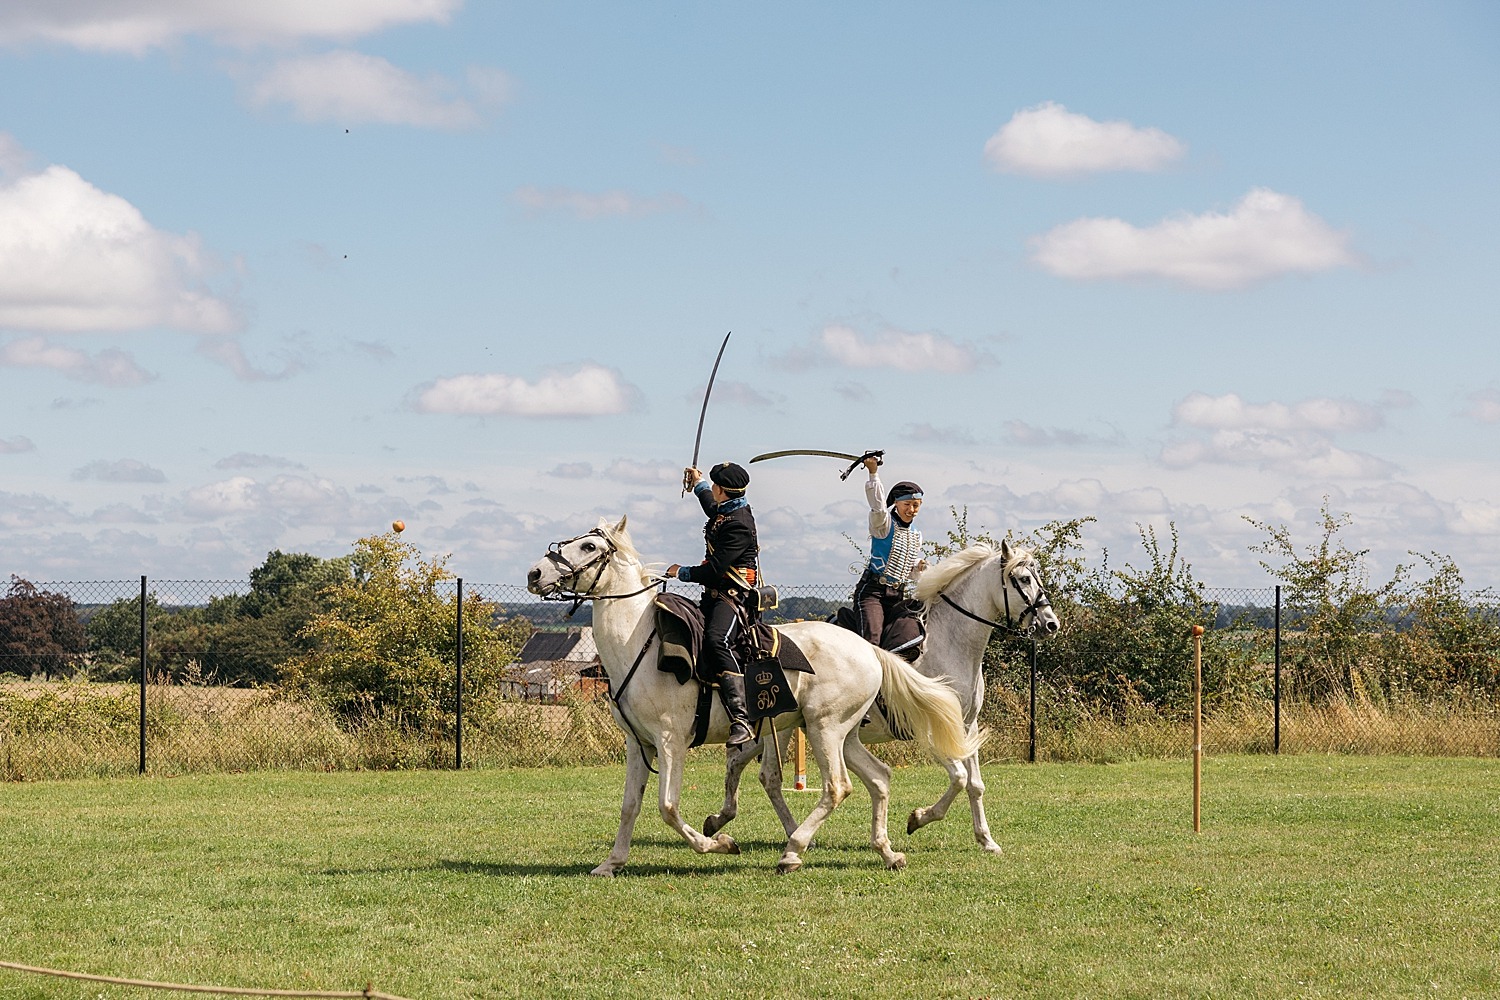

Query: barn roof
(515, 628), (598, 664)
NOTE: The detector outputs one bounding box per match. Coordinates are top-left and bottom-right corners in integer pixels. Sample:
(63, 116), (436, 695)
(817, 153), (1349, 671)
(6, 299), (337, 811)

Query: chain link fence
(2, 575), (1496, 781)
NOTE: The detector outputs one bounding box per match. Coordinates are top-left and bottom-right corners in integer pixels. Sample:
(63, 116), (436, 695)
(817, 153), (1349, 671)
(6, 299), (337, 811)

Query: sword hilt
(840, 450), (884, 480)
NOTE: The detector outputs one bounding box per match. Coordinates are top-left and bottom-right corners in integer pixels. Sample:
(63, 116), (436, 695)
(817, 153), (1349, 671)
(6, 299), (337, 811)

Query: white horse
(525, 516), (980, 876)
(704, 540), (1059, 855)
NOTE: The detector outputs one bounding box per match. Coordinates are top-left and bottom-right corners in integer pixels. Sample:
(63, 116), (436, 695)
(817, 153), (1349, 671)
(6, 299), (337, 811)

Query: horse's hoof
(703, 815), (722, 837)
(715, 833), (740, 855)
(980, 842), (1003, 856)
(906, 810), (922, 835)
(776, 860), (802, 875)
(589, 865), (617, 878)
(886, 853), (908, 871)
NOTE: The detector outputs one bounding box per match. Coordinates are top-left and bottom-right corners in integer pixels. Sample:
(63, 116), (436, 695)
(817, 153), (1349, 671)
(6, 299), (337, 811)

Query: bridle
(538, 528), (663, 618)
(536, 526), (666, 771)
(937, 555), (1054, 639)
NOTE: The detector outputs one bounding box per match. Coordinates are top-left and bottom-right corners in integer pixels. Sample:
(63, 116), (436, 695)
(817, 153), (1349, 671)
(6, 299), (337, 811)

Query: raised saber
(684, 331), (732, 494)
(749, 448), (884, 481)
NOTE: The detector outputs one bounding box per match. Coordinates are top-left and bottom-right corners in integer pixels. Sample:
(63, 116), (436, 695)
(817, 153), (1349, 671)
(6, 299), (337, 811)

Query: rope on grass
(0, 961), (412, 1000)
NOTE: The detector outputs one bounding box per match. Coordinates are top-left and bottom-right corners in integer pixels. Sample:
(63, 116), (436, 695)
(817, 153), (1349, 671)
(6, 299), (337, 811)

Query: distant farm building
(502, 628), (608, 702)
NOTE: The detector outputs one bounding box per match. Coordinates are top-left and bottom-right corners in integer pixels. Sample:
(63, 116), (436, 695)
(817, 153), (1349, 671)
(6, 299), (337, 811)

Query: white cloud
(1, 435), (35, 454)
(0, 0), (459, 54)
(547, 462), (594, 479)
(1029, 188), (1358, 290)
(811, 324), (991, 374)
(413, 364), (640, 417)
(72, 458), (166, 483)
(1463, 388), (1500, 424)
(1173, 392), (1384, 433)
(1160, 432), (1397, 479)
(247, 50), (510, 129)
(1161, 391), (1401, 479)
(0, 336), (156, 386)
(984, 101), (1186, 178)
(512, 186), (691, 220)
(0, 164), (238, 334)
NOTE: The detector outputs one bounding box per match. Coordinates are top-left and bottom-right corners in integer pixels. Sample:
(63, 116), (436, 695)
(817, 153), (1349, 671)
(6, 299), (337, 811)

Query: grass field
(2, 755), (1497, 999)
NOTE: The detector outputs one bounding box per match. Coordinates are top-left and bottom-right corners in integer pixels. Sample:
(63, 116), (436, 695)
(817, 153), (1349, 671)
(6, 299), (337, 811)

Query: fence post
(1027, 638), (1038, 763)
(138, 575), (147, 775)
(1273, 584), (1282, 754)
(455, 577), (464, 771)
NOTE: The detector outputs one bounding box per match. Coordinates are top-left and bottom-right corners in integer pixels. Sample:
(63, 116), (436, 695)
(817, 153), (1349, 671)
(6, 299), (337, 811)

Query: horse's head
(999, 540), (1060, 637)
(526, 515), (636, 598)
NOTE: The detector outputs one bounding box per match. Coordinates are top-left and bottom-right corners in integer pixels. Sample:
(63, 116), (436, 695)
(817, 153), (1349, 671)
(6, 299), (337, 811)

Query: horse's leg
(656, 737), (740, 857)
(906, 751), (971, 837)
(777, 719), (854, 874)
(842, 730), (905, 870)
(962, 751), (1003, 855)
(592, 737), (654, 877)
(757, 731), (799, 837)
(702, 738), (759, 838)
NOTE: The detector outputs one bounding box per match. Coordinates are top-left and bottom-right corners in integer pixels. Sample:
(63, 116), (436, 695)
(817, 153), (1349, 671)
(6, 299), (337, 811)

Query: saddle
(830, 599), (927, 662)
(652, 594), (812, 745)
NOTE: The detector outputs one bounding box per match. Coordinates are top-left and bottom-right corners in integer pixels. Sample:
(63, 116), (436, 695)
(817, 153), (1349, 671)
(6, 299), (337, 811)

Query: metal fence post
(1273, 584), (1282, 754)
(1028, 638), (1038, 763)
(455, 577), (464, 770)
(138, 575), (147, 775)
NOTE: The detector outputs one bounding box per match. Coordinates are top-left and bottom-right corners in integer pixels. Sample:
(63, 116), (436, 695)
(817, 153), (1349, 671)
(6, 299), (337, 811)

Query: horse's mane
(914, 542), (1035, 607)
(595, 517), (652, 585)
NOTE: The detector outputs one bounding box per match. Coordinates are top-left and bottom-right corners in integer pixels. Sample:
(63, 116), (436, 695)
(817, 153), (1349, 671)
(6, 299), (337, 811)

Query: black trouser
(853, 571), (906, 647)
(701, 593), (744, 679)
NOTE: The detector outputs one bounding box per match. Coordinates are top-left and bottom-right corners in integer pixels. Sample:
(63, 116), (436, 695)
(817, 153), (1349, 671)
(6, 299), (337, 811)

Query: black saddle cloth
(831, 601), (925, 662)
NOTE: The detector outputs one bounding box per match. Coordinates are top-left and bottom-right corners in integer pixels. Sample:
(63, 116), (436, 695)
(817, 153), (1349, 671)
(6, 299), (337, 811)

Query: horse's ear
(1001, 538), (1012, 562)
(614, 515), (628, 534)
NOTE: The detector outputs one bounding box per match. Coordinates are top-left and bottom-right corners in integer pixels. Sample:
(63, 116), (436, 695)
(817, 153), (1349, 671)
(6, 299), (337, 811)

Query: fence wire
(2, 576), (1496, 780)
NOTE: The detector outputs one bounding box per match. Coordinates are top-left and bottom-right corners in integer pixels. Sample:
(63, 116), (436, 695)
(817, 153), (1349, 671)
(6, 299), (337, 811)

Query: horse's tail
(874, 648), (983, 762)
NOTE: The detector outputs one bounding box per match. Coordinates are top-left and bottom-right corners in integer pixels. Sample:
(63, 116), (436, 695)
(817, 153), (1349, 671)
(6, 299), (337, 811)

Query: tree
(1246, 499), (1401, 701)
(0, 577), (86, 677)
(283, 532), (530, 732)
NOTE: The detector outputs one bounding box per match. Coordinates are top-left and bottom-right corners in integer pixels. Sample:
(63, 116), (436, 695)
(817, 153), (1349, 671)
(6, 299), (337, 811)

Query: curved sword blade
(690, 331), (732, 470)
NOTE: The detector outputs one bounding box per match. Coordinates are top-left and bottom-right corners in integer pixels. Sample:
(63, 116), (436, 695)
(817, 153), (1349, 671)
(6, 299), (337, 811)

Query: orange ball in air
(392, 520), (406, 533)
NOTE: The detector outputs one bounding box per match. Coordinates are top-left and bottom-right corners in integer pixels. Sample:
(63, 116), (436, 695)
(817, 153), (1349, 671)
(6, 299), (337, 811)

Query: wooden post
(793, 728), (807, 790)
(1192, 623), (1204, 833)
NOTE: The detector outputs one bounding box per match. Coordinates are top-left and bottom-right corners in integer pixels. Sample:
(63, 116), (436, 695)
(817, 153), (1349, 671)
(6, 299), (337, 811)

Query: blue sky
(1, 1), (1497, 589)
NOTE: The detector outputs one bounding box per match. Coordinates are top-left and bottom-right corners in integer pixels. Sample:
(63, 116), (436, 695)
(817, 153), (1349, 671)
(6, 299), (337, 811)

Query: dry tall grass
(3, 677), (1495, 782)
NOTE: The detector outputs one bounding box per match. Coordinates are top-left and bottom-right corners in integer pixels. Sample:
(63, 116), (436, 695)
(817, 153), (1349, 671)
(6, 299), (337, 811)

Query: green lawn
(2, 755), (1497, 999)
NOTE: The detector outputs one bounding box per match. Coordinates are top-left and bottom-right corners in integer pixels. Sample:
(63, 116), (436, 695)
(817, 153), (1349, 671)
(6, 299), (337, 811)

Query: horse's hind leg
(842, 731), (905, 870)
(906, 754), (970, 837)
(777, 722), (853, 874)
(703, 738), (759, 838)
(703, 732), (799, 839)
(757, 732), (798, 837)
(593, 738), (654, 877)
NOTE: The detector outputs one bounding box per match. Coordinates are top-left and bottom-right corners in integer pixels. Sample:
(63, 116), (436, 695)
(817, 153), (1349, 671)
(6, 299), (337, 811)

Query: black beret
(710, 462), (750, 492)
(886, 481), (924, 505)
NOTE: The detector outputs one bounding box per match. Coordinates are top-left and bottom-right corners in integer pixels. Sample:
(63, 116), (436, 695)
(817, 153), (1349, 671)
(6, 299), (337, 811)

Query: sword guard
(840, 450), (884, 480)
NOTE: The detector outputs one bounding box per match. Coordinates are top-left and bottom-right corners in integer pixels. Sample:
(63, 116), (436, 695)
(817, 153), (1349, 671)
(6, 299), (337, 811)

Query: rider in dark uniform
(667, 461), (759, 748)
(853, 454), (927, 652)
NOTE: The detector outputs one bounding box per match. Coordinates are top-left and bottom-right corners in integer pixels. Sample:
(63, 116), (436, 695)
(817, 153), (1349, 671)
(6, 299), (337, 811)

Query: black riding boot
(718, 671), (755, 748)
